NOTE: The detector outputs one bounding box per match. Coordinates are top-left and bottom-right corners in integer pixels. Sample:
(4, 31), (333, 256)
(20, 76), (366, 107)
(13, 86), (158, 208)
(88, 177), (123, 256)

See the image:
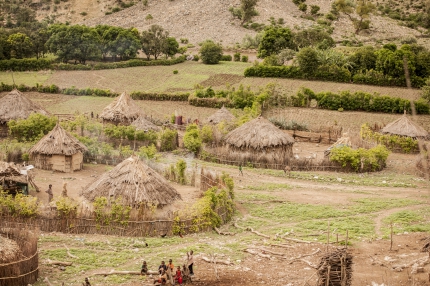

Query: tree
(293, 28), (335, 49)
(296, 47), (319, 75)
(199, 40), (223, 64)
(183, 124), (202, 154)
(229, 0), (258, 25)
(7, 33), (34, 59)
(349, 46), (376, 71)
(421, 77), (430, 102)
(141, 25), (169, 60)
(257, 26), (294, 58)
(28, 23), (50, 59)
(163, 37), (179, 58)
(96, 26), (140, 60)
(333, 0), (375, 34)
(47, 24), (100, 64)
(8, 113), (57, 142)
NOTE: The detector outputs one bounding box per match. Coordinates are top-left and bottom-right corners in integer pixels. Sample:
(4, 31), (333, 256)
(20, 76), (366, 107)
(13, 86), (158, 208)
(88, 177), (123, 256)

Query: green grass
(245, 183), (293, 191)
(0, 70), (52, 86)
(381, 207), (430, 235)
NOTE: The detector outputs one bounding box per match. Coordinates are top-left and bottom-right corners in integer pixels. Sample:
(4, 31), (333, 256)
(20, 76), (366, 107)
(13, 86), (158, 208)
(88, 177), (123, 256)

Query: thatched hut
(100, 92), (142, 125)
(0, 162), (28, 195)
(0, 89), (49, 137)
(206, 106), (235, 125)
(131, 116), (161, 132)
(81, 156), (181, 208)
(221, 116), (294, 168)
(324, 133), (352, 157)
(380, 114), (428, 139)
(28, 124), (88, 172)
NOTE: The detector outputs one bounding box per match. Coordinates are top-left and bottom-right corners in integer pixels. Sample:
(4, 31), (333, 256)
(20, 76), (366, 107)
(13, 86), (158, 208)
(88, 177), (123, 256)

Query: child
(141, 261), (148, 275)
(175, 266), (183, 285)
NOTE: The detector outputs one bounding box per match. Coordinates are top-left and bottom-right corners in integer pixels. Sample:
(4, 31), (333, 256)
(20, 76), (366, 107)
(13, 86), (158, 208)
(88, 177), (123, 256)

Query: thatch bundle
(380, 114), (428, 139)
(219, 116), (294, 168)
(131, 116), (161, 132)
(0, 89), (49, 124)
(28, 124), (88, 156)
(206, 106), (235, 125)
(0, 161), (27, 185)
(100, 92), (142, 125)
(81, 156), (181, 207)
(317, 248), (353, 286)
(0, 236), (22, 263)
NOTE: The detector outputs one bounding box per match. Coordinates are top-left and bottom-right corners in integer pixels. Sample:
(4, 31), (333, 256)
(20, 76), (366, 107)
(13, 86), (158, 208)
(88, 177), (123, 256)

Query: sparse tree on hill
(199, 40), (223, 64)
(141, 25), (169, 60)
(229, 0), (259, 25)
(163, 37), (179, 58)
(257, 26), (294, 58)
(333, 0), (375, 34)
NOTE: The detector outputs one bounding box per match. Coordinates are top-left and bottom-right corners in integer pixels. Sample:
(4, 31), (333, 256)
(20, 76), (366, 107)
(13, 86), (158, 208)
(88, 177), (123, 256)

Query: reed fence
(0, 227), (39, 286)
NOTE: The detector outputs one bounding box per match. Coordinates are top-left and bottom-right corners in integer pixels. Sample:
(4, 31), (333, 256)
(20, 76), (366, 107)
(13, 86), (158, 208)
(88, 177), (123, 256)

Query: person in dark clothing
(141, 260), (148, 275)
(82, 277), (91, 286)
(158, 261), (167, 274)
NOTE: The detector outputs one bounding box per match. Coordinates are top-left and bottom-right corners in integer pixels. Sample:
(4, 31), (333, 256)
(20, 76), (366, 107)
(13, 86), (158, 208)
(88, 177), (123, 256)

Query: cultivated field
(0, 61), (422, 100)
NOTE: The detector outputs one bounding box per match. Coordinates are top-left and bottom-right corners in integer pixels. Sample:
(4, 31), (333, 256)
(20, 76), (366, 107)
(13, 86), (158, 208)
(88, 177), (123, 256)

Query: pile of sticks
(317, 248), (352, 286)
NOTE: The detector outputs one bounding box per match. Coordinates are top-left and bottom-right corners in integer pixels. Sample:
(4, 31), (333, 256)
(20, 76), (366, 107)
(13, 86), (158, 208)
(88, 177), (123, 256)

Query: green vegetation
(8, 113), (57, 142)
(199, 40), (223, 64)
(229, 0), (259, 25)
(329, 145), (390, 172)
(183, 124), (202, 154)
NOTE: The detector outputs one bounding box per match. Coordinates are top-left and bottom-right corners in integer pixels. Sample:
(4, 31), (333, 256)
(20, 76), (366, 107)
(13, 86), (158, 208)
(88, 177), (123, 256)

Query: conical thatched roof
(206, 106), (235, 125)
(131, 116), (161, 132)
(380, 114), (428, 138)
(0, 161), (26, 184)
(100, 92), (142, 123)
(81, 156), (181, 207)
(0, 89), (49, 124)
(224, 116), (294, 149)
(28, 124), (88, 155)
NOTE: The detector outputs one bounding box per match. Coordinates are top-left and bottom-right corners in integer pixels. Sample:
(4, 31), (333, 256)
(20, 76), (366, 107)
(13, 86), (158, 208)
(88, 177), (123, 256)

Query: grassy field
(0, 61), (422, 101)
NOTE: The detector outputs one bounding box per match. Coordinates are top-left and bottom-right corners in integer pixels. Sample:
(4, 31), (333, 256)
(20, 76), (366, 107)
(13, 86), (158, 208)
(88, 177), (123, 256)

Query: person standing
(187, 250), (194, 276)
(45, 184), (53, 203)
(239, 164), (243, 176)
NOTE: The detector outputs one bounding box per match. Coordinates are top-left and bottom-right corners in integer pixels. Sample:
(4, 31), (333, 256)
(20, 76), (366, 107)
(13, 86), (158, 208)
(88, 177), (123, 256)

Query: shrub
(0, 58), (53, 71)
(329, 145), (390, 172)
(221, 55), (232, 61)
(241, 55), (249, 62)
(173, 70), (179, 74)
(159, 129), (177, 151)
(138, 144), (159, 159)
(193, 55), (200, 61)
(131, 92), (189, 101)
(200, 125), (214, 143)
(8, 113), (57, 142)
(183, 124), (202, 154)
(200, 40), (223, 64)
(176, 159), (187, 185)
(234, 52), (241, 61)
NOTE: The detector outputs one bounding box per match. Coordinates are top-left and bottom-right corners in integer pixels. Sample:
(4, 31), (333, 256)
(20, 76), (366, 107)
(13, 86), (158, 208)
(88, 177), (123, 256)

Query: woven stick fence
(0, 227), (39, 286)
(317, 248), (353, 286)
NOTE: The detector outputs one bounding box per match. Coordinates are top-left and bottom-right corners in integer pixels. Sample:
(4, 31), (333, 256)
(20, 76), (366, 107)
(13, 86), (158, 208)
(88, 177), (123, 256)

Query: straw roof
(224, 116), (294, 149)
(131, 116), (161, 132)
(324, 134), (352, 156)
(0, 236), (22, 263)
(0, 161), (26, 184)
(28, 124), (88, 156)
(0, 89), (49, 124)
(81, 156), (181, 207)
(380, 114), (428, 138)
(100, 92), (142, 123)
(206, 106), (235, 125)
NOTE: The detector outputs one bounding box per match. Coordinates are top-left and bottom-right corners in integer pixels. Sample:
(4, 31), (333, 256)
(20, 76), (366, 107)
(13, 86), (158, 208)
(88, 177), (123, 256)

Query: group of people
(141, 250), (194, 285)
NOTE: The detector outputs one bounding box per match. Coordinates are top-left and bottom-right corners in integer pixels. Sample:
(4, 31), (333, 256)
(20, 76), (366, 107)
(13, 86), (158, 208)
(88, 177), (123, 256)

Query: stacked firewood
(317, 248), (353, 286)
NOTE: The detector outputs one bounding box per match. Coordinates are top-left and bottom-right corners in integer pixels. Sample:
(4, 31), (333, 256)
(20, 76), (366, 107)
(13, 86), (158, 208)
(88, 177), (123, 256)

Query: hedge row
(244, 65), (424, 87)
(188, 96), (233, 108)
(131, 91), (189, 101)
(0, 82), (60, 93)
(0, 56), (186, 71)
(296, 88), (430, 114)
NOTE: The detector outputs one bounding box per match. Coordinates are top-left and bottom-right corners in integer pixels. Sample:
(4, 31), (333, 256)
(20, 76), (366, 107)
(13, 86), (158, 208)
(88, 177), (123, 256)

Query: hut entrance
(65, 156), (72, 173)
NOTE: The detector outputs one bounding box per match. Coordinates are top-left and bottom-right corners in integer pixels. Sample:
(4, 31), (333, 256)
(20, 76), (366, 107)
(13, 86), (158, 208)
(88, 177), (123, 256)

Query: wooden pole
(336, 233), (339, 244)
(327, 220), (330, 251)
(326, 265), (331, 286)
(345, 230), (348, 249)
(390, 222), (393, 251)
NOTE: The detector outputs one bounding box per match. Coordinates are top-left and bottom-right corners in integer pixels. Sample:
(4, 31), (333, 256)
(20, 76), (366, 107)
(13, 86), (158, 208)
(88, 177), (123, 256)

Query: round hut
(100, 91), (142, 126)
(81, 156), (181, 208)
(0, 89), (49, 137)
(222, 116), (294, 168)
(0, 162), (29, 195)
(131, 116), (161, 132)
(380, 113), (428, 139)
(28, 124), (88, 172)
(206, 106), (236, 125)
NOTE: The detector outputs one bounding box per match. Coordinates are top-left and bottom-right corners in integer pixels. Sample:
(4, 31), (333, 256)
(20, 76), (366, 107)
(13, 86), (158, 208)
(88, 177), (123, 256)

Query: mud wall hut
(81, 156), (181, 208)
(28, 124), (88, 172)
(0, 89), (49, 137)
(218, 116), (294, 168)
(100, 92), (142, 126)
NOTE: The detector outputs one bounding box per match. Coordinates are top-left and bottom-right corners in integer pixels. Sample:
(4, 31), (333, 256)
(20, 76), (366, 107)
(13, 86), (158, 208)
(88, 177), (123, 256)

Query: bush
(200, 40), (223, 64)
(193, 55), (200, 61)
(244, 65), (303, 78)
(241, 55), (249, 62)
(329, 145), (390, 172)
(183, 124), (202, 154)
(221, 55), (232, 61)
(8, 113), (57, 142)
(234, 52), (241, 61)
(0, 58), (52, 71)
(131, 91), (189, 101)
(159, 129), (177, 151)
(200, 125), (214, 143)
(173, 70), (179, 74)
